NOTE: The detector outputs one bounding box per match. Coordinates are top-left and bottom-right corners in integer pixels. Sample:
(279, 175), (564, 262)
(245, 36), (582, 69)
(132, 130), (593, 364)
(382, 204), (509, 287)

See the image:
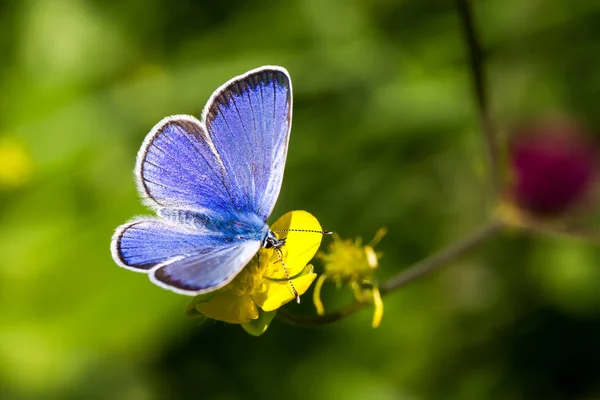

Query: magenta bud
(509, 122), (597, 217)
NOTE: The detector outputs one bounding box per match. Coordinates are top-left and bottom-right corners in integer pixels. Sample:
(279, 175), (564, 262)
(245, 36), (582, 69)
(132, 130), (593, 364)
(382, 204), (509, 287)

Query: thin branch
(455, 0), (501, 196)
(380, 219), (503, 292)
(277, 301), (365, 327)
(524, 222), (600, 244)
(276, 219), (503, 327)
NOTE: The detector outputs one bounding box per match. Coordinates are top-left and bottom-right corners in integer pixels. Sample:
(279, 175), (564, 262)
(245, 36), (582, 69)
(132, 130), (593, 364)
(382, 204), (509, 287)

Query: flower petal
(195, 292), (259, 324)
(270, 211), (323, 276)
(254, 272), (317, 312)
(185, 293), (215, 318)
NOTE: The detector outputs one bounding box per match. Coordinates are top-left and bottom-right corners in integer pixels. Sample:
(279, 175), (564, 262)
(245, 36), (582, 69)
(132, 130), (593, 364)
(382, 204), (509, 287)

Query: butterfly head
(262, 230), (286, 249)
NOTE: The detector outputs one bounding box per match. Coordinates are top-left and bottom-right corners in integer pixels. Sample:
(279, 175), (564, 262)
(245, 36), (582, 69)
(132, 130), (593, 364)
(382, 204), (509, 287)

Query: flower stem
(380, 219), (503, 293)
(276, 219), (503, 327)
(455, 0), (501, 197)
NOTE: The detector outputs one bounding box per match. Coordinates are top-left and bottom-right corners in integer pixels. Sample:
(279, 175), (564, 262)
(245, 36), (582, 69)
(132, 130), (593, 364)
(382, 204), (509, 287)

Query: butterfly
(111, 66), (306, 297)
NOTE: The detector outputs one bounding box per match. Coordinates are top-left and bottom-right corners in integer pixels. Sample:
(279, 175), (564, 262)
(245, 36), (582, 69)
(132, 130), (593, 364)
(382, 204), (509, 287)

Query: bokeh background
(2, 0), (600, 398)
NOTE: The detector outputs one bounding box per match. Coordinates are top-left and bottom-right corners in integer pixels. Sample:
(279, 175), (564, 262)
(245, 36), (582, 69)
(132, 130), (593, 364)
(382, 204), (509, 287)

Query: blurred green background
(2, 0), (600, 398)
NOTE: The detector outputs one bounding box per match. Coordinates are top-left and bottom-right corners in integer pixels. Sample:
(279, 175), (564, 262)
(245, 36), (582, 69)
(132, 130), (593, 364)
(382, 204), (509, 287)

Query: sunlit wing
(111, 218), (260, 294)
(135, 115), (234, 214)
(203, 66), (292, 221)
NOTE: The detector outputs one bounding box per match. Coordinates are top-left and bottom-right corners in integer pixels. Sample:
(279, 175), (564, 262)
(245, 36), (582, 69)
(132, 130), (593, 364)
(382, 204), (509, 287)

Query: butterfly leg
(274, 247), (300, 304)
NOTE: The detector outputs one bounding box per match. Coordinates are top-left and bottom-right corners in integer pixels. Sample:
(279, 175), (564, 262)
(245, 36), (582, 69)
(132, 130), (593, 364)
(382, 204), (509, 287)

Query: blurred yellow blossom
(187, 210), (324, 335)
(314, 228), (386, 328)
(0, 137), (32, 189)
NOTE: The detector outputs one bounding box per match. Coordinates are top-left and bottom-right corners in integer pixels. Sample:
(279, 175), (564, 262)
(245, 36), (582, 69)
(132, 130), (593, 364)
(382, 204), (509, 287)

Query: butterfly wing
(111, 219), (261, 294)
(150, 241), (260, 294)
(136, 66), (292, 219)
(203, 66), (292, 220)
(136, 115), (234, 213)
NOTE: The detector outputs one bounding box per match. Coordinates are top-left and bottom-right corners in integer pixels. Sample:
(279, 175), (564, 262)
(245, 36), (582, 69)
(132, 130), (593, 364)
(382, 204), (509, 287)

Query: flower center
(226, 249), (282, 297)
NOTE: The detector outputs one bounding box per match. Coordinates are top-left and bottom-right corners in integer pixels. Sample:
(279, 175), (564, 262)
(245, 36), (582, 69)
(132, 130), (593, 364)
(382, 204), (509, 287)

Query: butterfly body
(111, 66), (293, 295)
(158, 208), (269, 243)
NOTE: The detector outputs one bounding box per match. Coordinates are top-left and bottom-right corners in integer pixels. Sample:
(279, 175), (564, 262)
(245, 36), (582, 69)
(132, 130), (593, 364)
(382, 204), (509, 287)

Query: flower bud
(508, 121), (597, 218)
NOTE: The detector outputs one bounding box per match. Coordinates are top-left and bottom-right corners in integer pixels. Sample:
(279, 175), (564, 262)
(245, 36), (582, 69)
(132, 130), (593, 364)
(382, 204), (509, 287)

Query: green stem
(455, 0), (501, 196)
(276, 219), (503, 327)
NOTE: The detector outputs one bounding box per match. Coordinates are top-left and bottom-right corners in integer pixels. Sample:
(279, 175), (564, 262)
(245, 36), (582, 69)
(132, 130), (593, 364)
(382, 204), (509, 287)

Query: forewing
(203, 66), (292, 221)
(111, 218), (260, 294)
(136, 115), (234, 213)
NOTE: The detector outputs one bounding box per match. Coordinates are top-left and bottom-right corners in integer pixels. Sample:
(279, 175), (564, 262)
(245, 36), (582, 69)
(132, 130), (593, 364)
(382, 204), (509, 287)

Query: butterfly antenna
(275, 247), (300, 303)
(273, 229), (333, 235)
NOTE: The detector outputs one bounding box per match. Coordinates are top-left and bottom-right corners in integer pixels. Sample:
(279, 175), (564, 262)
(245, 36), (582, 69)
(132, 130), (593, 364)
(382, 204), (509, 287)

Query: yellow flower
(187, 210), (324, 335)
(314, 228), (386, 328)
(0, 137), (32, 189)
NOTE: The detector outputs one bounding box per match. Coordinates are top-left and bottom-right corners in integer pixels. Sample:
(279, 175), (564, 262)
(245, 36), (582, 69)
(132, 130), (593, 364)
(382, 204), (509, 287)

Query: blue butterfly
(111, 66), (296, 296)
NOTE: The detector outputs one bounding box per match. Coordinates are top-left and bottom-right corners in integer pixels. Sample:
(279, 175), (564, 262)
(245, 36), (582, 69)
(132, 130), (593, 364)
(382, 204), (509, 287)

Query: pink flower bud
(509, 121), (597, 217)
